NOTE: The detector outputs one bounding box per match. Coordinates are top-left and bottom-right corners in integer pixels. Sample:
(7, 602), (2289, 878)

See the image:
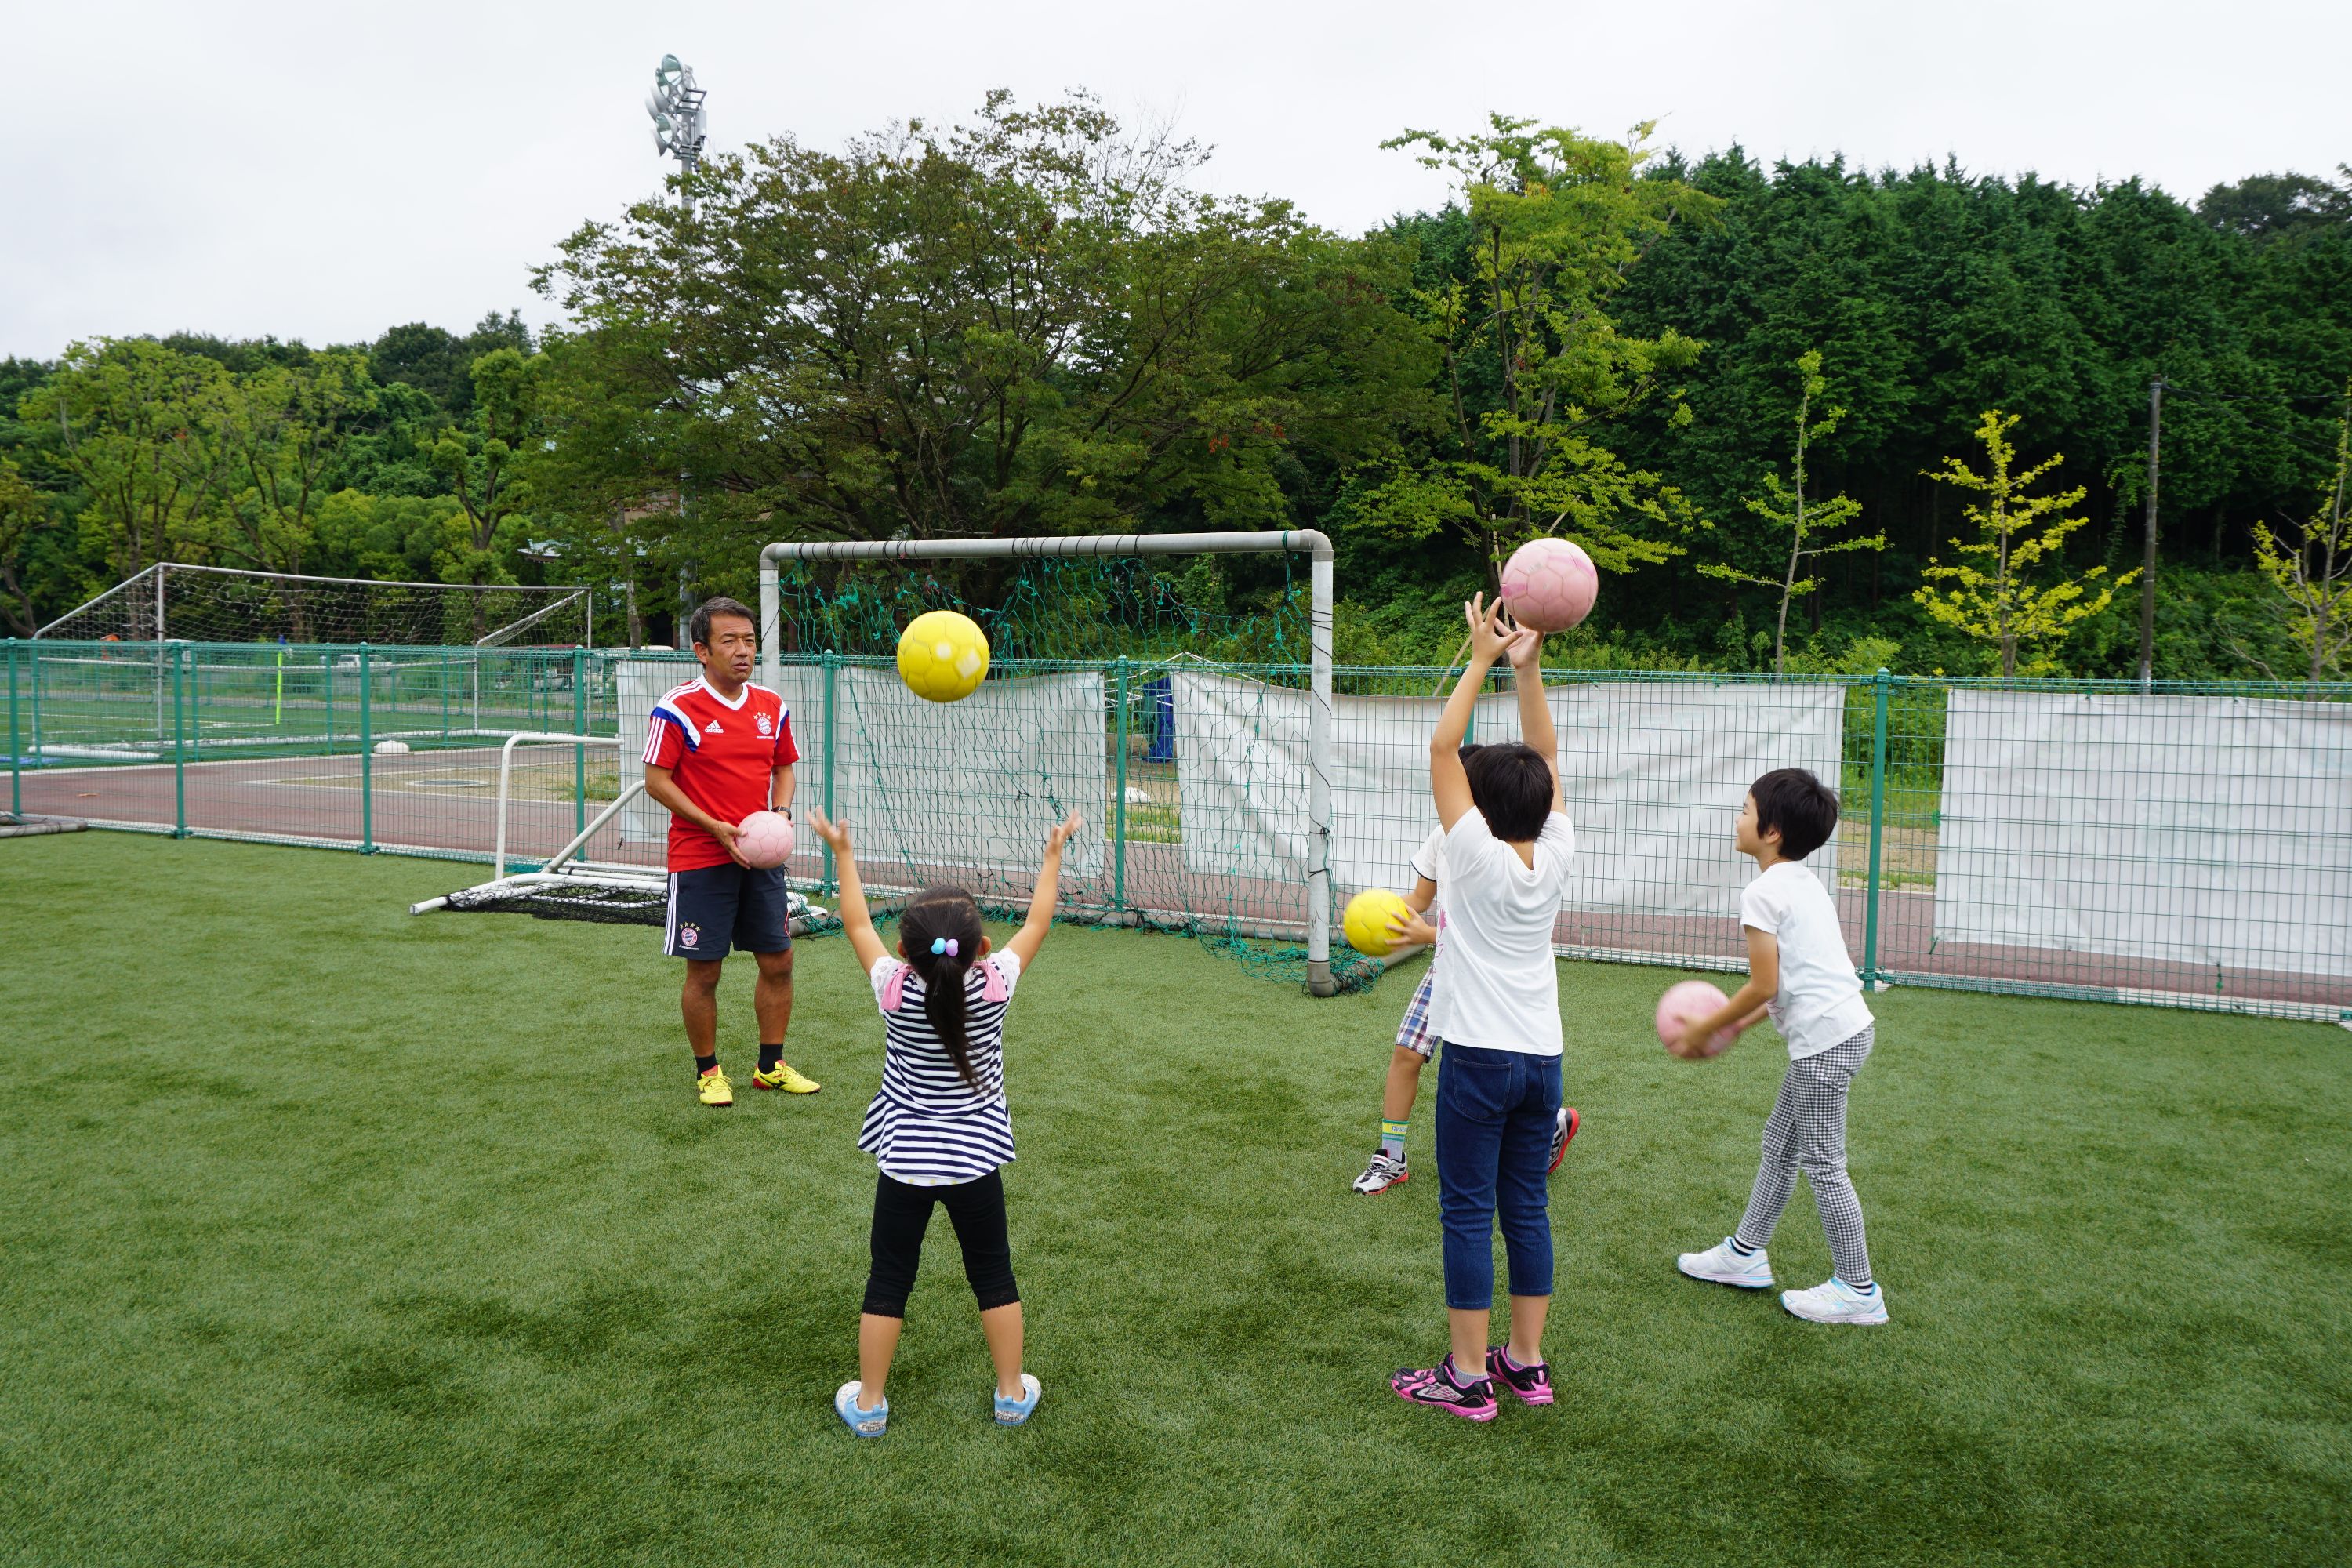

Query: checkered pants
(1735, 1026), (1875, 1287)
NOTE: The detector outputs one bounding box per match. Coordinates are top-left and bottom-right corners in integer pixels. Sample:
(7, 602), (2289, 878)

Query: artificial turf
(1, 833), (2346, 1567)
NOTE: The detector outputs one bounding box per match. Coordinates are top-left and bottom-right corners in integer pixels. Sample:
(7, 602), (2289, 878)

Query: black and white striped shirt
(858, 952), (1021, 1185)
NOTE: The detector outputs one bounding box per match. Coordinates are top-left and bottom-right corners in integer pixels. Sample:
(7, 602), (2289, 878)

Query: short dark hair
(688, 597), (756, 649)
(1751, 768), (1838, 860)
(1464, 742), (1553, 843)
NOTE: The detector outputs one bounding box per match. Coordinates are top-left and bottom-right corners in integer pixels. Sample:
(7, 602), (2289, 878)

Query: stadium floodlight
(645, 54), (707, 174)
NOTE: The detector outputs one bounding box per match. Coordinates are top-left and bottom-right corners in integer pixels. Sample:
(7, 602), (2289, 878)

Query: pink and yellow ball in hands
(1656, 979), (1737, 1058)
(735, 810), (795, 869)
(1501, 538), (1599, 633)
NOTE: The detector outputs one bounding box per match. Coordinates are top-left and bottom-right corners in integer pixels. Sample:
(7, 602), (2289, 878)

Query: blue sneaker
(994, 1373), (1042, 1426)
(834, 1380), (888, 1437)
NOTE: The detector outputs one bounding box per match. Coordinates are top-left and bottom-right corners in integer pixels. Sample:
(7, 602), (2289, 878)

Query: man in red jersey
(643, 597), (820, 1107)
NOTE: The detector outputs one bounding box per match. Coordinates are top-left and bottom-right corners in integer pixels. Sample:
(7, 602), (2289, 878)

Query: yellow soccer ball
(896, 610), (991, 703)
(1342, 888), (1415, 958)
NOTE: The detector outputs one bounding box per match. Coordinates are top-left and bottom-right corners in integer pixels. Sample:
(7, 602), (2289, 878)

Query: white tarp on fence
(1936, 690), (2352, 979)
(826, 666), (1108, 883)
(1173, 671), (1844, 916)
(619, 661), (1106, 884)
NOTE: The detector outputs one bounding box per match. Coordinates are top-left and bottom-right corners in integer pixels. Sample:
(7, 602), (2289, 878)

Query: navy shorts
(664, 863), (793, 960)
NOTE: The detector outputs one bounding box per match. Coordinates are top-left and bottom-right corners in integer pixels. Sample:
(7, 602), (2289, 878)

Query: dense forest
(4, 96), (2347, 679)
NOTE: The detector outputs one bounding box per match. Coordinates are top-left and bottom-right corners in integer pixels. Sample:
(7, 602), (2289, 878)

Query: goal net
(37, 564), (592, 648)
(752, 532), (1360, 996)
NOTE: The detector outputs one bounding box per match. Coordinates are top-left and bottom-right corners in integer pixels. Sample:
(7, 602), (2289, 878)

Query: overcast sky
(6, 0), (2345, 360)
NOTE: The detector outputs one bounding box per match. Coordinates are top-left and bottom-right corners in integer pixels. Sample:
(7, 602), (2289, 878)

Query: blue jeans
(1433, 1043), (1561, 1311)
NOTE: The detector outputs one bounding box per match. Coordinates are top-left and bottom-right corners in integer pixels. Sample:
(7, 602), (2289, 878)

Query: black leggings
(862, 1169), (1019, 1319)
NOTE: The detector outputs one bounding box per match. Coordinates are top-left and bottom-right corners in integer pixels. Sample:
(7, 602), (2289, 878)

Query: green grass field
(2, 834), (2347, 1567)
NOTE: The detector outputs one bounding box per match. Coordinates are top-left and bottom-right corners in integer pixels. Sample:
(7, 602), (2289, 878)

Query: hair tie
(931, 937), (959, 958)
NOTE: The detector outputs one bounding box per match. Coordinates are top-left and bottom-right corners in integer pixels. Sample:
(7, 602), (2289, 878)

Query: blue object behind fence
(1145, 674), (1173, 764)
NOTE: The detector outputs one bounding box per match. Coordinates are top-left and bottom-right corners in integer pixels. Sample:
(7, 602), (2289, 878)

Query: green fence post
(1113, 655), (1130, 913)
(359, 643), (374, 852)
(440, 645), (449, 745)
(6, 641), (20, 818)
(820, 650), (839, 894)
(172, 644), (188, 838)
(573, 646), (588, 836)
(323, 651), (335, 756)
(1860, 667), (1890, 988)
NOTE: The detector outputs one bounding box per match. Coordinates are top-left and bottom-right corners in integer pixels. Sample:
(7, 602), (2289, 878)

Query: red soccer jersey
(642, 676), (799, 872)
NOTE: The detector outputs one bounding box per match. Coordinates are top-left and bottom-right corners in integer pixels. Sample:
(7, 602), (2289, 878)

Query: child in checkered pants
(1351, 799), (1580, 1198)
(1670, 768), (1886, 1326)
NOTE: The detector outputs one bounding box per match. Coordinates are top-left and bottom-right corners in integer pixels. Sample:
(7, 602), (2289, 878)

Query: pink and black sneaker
(1389, 1353), (1498, 1421)
(1485, 1345), (1554, 1406)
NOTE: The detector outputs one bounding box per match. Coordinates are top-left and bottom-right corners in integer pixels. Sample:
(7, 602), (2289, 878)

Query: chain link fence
(9, 638), (2347, 1021)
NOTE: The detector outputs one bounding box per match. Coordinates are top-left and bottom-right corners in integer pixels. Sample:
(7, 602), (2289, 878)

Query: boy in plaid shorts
(1352, 795), (1581, 1196)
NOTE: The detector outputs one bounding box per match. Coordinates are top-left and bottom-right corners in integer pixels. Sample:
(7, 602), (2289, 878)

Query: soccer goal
(407, 731), (833, 932)
(37, 563), (592, 648)
(757, 531), (1343, 996)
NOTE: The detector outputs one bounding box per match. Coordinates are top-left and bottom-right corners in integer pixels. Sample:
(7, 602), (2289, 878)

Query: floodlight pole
(757, 532), (1341, 996)
(647, 54), (709, 650)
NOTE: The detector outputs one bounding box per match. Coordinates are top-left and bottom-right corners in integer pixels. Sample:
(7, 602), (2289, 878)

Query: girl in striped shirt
(805, 804), (1082, 1439)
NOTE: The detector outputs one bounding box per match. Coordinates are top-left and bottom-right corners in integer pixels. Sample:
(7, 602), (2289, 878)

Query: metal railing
(9, 637), (2347, 1021)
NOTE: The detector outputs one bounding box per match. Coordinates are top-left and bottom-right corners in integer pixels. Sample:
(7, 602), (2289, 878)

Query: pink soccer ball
(1656, 979), (1737, 1059)
(1501, 537), (1599, 633)
(735, 810), (795, 869)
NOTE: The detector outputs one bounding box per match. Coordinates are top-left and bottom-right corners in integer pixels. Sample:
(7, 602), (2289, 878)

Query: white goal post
(757, 530), (1340, 996)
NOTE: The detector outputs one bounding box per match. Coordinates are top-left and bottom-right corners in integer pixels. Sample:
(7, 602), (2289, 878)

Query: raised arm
(1005, 811), (1082, 969)
(1504, 619), (1562, 814)
(803, 808), (889, 972)
(1432, 595), (1513, 831)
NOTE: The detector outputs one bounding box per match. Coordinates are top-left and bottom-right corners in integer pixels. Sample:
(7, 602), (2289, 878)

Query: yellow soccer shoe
(752, 1061), (821, 1095)
(698, 1067), (735, 1108)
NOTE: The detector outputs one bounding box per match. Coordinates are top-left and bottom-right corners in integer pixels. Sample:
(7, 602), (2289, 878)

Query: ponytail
(899, 887), (986, 1089)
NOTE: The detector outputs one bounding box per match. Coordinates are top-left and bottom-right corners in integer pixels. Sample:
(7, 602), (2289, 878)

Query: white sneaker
(1352, 1149), (1410, 1195)
(1677, 1236), (1774, 1290)
(1780, 1276), (1889, 1325)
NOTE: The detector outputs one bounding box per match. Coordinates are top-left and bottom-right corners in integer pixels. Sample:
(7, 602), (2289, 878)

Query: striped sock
(1380, 1120), (1407, 1160)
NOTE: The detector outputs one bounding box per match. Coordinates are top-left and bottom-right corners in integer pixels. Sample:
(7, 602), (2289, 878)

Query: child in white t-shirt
(1671, 768), (1886, 1326)
(1350, 808), (1580, 1197)
(1389, 596), (1577, 1422)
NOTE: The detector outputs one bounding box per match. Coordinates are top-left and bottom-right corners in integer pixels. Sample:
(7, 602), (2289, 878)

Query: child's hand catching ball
(1657, 979), (1740, 1060)
(1387, 909), (1437, 949)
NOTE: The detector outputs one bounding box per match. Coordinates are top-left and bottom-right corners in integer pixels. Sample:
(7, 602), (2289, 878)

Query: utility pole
(2137, 377), (2162, 691)
(646, 55), (707, 649)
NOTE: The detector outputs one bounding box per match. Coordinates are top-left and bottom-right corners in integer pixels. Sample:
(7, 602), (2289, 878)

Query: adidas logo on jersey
(705, 721), (724, 735)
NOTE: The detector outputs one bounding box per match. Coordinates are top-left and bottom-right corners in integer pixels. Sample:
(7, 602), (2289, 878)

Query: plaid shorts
(1394, 967), (1438, 1058)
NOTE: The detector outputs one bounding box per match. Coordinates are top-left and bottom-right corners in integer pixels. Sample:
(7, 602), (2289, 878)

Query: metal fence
(9, 638), (2348, 1022)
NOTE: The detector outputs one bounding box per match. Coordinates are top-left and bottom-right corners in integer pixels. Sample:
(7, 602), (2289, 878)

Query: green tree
(17, 341), (234, 630)
(532, 92), (1433, 561)
(1916, 410), (2136, 675)
(426, 347), (542, 630)
(1353, 117), (1716, 577)
(1697, 351), (1882, 674)
(2248, 384), (2352, 681)
(0, 458), (52, 635)
(200, 352), (376, 590)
